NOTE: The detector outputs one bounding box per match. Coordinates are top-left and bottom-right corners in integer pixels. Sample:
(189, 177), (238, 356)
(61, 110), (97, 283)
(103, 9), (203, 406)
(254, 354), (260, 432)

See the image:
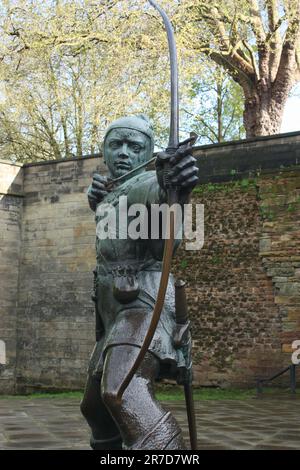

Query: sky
(281, 84), (300, 133)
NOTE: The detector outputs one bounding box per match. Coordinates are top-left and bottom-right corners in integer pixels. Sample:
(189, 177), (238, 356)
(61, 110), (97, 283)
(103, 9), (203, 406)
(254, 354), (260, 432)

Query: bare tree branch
(246, 0), (267, 43)
(274, 0), (300, 95)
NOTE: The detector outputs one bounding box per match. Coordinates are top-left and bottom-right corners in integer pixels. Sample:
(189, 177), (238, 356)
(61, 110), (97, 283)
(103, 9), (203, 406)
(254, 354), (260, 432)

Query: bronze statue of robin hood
(80, 0), (199, 450)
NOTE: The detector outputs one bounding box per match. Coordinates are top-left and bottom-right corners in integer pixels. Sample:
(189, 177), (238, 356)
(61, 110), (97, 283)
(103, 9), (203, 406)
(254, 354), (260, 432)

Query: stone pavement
(0, 397), (299, 450)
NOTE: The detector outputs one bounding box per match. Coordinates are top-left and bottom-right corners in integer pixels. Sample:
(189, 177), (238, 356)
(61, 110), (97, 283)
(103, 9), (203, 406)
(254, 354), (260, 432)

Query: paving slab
(0, 397), (299, 450)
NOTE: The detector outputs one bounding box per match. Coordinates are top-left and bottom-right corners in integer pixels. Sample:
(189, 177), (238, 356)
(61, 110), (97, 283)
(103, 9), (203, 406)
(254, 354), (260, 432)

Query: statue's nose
(119, 143), (129, 158)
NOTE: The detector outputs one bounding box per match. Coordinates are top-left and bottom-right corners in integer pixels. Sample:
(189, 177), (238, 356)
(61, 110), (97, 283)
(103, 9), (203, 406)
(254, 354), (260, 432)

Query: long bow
(116, 0), (180, 401)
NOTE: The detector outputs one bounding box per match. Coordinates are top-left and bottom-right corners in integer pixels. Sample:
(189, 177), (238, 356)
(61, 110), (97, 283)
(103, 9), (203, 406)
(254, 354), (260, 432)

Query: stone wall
(0, 132), (299, 392)
(0, 161), (23, 393)
(15, 158), (106, 393)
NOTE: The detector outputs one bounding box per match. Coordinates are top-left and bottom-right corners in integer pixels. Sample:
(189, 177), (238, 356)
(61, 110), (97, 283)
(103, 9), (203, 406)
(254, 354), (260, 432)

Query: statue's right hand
(87, 174), (110, 211)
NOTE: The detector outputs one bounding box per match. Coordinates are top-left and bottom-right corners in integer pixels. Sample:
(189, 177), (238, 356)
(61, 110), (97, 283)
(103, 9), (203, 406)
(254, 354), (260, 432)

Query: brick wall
(174, 179), (285, 387)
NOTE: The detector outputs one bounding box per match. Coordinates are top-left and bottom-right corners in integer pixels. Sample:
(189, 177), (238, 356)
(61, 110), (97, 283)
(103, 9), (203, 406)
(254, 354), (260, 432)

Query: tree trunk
(243, 86), (288, 138)
(61, 118), (71, 159)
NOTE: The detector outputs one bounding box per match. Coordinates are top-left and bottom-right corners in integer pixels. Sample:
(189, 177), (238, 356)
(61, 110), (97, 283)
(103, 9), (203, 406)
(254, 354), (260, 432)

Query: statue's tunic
(88, 170), (186, 380)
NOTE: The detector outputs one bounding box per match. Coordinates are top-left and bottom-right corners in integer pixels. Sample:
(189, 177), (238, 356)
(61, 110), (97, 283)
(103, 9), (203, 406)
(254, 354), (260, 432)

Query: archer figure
(80, 114), (198, 450)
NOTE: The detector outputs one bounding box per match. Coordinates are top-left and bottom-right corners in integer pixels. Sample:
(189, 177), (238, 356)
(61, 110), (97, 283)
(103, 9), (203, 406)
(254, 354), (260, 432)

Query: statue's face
(104, 128), (151, 178)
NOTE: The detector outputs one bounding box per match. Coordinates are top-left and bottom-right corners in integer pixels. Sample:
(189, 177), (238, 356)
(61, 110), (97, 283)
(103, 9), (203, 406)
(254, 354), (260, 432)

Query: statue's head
(103, 115), (154, 179)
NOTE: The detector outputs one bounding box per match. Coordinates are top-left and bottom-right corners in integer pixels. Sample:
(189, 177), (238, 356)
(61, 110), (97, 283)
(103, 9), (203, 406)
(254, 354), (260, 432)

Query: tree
(182, 67), (245, 144)
(176, 0), (300, 137)
(0, 0), (173, 162)
(1, 0), (269, 162)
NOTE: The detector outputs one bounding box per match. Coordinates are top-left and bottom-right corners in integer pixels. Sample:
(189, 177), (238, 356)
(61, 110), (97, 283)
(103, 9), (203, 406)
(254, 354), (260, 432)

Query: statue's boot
(124, 411), (187, 450)
(90, 433), (123, 450)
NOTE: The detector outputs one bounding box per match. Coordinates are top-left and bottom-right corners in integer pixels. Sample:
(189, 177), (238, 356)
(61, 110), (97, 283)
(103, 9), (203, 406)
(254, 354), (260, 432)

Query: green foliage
(211, 255), (222, 265)
(180, 259), (189, 269)
(259, 204), (275, 221)
(1, 386), (298, 401)
(193, 178), (257, 195)
(287, 203), (297, 212)
(287, 196), (300, 212)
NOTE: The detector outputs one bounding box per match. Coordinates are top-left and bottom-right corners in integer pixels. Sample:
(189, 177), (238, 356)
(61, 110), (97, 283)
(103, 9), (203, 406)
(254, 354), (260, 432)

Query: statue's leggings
(80, 345), (186, 450)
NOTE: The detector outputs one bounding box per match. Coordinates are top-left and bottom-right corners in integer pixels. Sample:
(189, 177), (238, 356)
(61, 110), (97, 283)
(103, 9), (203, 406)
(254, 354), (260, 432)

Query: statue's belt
(96, 260), (163, 304)
(96, 259), (162, 277)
